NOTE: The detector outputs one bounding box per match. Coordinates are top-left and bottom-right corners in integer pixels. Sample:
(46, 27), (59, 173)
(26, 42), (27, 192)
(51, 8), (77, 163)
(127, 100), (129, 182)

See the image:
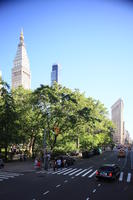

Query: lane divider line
(119, 172), (124, 181)
(43, 190), (50, 195)
(56, 184), (61, 188)
(127, 173), (131, 183)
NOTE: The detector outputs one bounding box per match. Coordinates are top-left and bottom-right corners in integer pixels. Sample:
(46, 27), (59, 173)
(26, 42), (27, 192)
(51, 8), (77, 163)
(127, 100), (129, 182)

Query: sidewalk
(1, 160), (35, 173)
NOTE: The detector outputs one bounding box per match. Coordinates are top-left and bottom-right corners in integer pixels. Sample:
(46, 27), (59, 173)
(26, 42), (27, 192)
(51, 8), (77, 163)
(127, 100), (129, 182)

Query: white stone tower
(12, 29), (31, 89)
(111, 99), (124, 145)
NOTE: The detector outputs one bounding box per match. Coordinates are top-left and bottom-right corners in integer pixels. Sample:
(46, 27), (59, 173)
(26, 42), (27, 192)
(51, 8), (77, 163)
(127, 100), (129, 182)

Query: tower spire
(20, 28), (24, 44)
(12, 29), (31, 89)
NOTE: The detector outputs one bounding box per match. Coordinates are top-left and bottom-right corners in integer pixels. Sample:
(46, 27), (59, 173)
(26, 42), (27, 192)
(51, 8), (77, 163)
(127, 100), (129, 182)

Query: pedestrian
(53, 159), (57, 171)
(23, 153), (27, 161)
(37, 159), (41, 169)
(20, 153), (23, 161)
(34, 157), (38, 169)
(56, 158), (61, 170)
(0, 159), (4, 169)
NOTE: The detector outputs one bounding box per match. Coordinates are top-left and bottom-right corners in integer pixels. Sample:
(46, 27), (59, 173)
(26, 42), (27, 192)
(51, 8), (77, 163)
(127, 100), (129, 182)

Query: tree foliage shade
(0, 80), (115, 159)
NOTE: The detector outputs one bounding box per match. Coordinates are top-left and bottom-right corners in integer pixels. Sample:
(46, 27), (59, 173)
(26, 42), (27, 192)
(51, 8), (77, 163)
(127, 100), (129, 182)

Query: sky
(0, 0), (133, 138)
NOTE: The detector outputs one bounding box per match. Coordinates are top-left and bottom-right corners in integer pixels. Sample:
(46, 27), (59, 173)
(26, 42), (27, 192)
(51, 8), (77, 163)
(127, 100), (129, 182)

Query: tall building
(51, 64), (60, 86)
(0, 70), (2, 89)
(111, 99), (124, 144)
(12, 29), (31, 89)
(0, 70), (2, 80)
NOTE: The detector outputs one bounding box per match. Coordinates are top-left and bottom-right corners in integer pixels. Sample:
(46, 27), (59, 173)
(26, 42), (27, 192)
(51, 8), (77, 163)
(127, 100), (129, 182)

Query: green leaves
(0, 80), (115, 157)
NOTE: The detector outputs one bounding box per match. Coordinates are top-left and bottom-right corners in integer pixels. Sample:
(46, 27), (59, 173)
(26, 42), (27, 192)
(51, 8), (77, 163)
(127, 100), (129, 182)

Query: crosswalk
(36, 167), (132, 183)
(0, 172), (24, 182)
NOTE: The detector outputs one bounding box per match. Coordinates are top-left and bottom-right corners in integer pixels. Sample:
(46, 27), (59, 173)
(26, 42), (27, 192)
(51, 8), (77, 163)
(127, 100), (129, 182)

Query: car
(118, 149), (126, 158)
(93, 148), (102, 155)
(82, 150), (94, 158)
(96, 164), (120, 180)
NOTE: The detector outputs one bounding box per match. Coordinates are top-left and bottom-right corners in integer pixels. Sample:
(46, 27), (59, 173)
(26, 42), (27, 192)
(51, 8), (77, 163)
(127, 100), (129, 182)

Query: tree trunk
(28, 136), (35, 156)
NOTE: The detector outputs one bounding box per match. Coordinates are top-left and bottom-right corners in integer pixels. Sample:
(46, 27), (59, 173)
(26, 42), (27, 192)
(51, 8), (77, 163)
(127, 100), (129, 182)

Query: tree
(0, 80), (17, 160)
(12, 87), (43, 156)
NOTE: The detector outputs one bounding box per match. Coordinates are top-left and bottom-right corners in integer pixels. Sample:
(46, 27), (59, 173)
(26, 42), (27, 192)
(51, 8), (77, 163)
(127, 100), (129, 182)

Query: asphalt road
(0, 150), (133, 200)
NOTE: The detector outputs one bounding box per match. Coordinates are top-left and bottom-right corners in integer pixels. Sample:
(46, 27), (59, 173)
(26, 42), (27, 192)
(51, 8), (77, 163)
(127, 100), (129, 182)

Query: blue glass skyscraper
(51, 64), (60, 86)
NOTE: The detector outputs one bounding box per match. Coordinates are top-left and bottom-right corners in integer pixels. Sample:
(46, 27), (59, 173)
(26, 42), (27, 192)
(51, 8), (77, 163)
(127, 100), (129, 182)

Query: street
(0, 150), (133, 200)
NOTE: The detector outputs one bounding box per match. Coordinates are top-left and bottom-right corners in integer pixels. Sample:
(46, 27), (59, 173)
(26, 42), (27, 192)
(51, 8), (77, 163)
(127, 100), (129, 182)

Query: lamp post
(44, 128), (48, 170)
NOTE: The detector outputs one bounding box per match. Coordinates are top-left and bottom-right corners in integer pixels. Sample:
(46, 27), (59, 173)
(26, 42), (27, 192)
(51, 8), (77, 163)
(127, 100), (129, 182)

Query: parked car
(96, 164), (120, 180)
(93, 148), (102, 155)
(82, 150), (94, 158)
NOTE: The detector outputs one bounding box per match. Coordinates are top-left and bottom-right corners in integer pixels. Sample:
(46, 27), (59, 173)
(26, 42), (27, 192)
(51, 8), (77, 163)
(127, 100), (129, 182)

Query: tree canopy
(0, 80), (115, 159)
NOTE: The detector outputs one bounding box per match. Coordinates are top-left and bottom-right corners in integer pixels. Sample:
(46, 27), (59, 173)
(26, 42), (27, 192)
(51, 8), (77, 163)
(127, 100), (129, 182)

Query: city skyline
(0, 0), (133, 138)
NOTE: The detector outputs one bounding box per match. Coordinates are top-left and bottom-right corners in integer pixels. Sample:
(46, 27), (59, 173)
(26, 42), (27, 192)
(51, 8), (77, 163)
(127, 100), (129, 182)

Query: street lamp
(44, 128), (48, 170)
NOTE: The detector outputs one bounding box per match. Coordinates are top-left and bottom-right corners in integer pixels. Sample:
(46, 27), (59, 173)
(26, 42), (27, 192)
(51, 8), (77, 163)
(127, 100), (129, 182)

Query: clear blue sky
(0, 0), (133, 138)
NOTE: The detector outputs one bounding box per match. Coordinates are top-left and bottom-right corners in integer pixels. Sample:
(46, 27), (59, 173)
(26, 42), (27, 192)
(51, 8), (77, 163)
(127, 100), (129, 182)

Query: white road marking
(36, 171), (42, 174)
(63, 168), (77, 175)
(82, 169), (93, 177)
(0, 172), (22, 176)
(88, 170), (97, 178)
(47, 169), (55, 174)
(0, 179), (3, 181)
(56, 184), (61, 188)
(127, 173), (131, 183)
(57, 168), (72, 175)
(119, 172), (124, 181)
(64, 180), (68, 183)
(0, 175), (14, 178)
(69, 169), (82, 176)
(52, 169), (64, 174)
(98, 184), (101, 187)
(86, 198), (90, 200)
(43, 190), (50, 195)
(75, 169), (88, 176)
(0, 177), (8, 180)
(93, 189), (96, 193)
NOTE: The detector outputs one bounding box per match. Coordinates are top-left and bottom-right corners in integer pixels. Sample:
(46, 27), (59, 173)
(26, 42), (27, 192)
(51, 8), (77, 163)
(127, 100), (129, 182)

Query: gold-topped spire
(20, 28), (24, 42)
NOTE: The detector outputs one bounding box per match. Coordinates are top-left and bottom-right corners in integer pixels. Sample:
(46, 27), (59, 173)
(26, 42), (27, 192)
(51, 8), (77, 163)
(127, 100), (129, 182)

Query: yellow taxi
(118, 149), (126, 158)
